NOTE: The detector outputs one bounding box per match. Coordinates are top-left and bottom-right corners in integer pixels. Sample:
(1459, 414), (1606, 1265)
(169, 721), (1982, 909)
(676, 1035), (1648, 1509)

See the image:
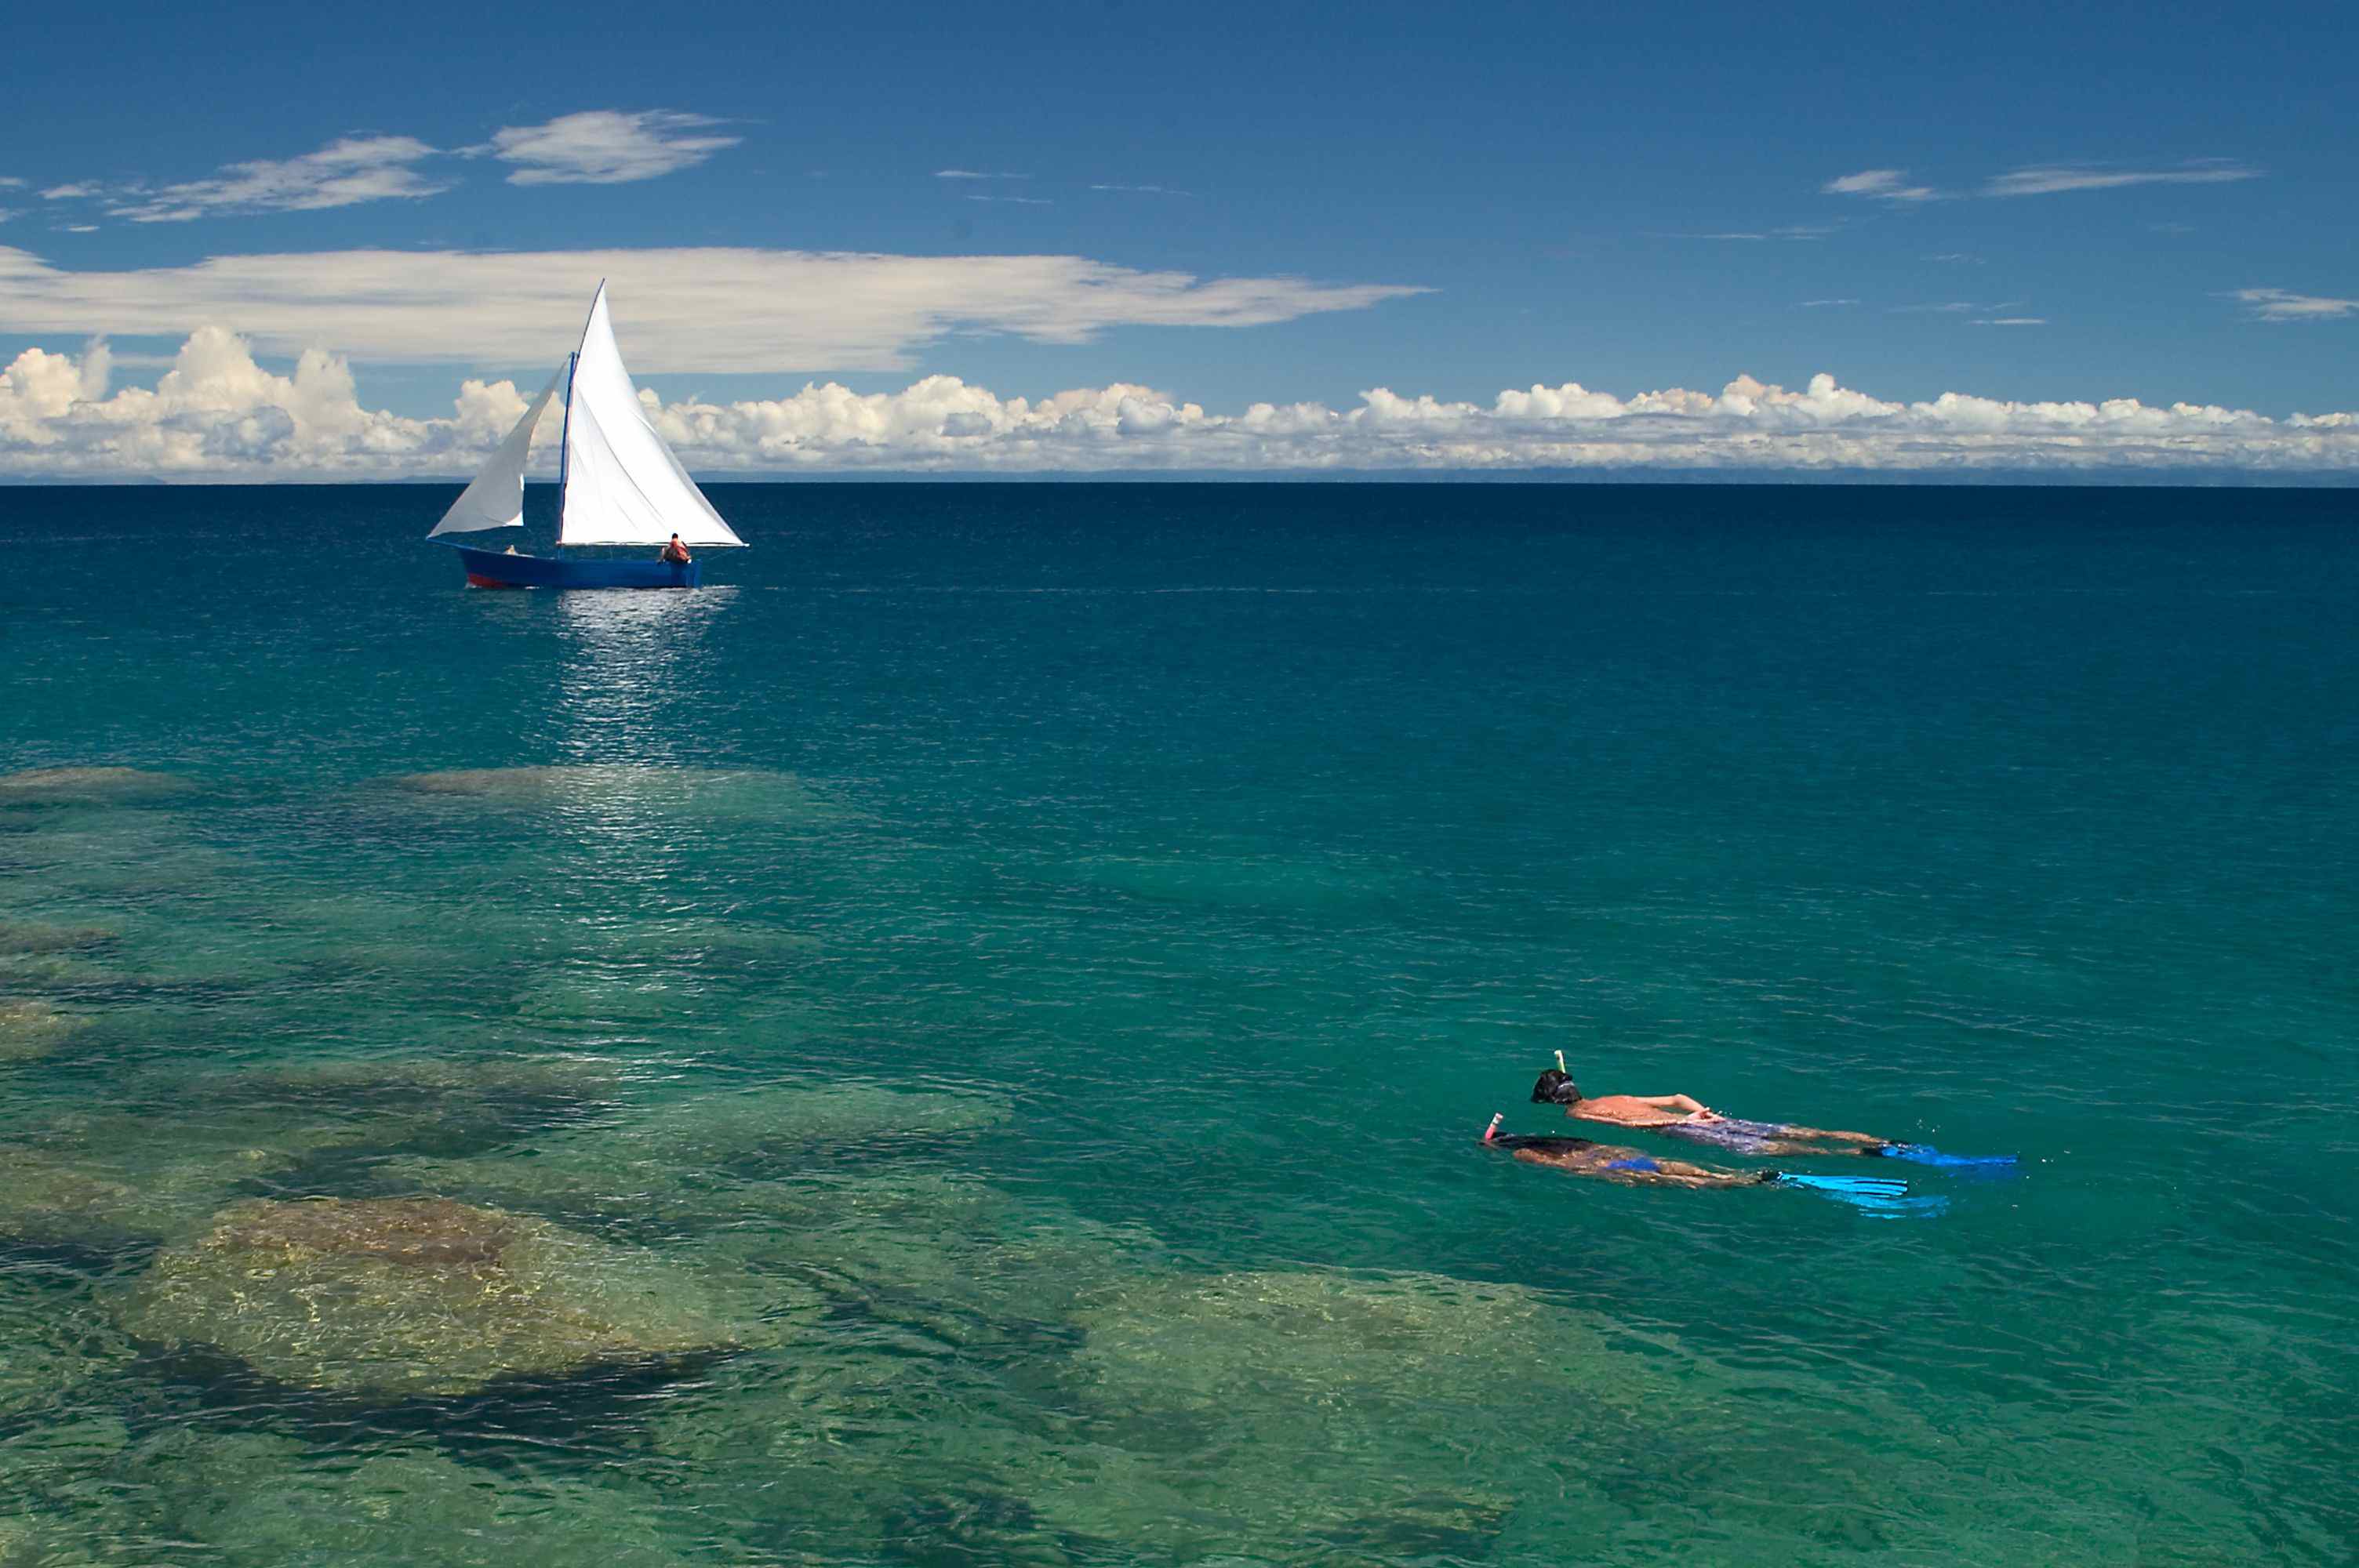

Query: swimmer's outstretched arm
(1648, 1159), (1765, 1189)
(1634, 1094), (1726, 1122)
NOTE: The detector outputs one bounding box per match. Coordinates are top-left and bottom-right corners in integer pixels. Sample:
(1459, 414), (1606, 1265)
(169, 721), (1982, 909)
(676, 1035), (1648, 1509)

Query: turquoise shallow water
(1, 482), (2354, 1566)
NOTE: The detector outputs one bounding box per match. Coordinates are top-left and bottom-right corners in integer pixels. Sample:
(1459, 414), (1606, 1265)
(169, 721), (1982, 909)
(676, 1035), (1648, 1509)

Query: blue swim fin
(1877, 1144), (2018, 1171)
(1771, 1171), (1947, 1218)
(1772, 1172), (1910, 1199)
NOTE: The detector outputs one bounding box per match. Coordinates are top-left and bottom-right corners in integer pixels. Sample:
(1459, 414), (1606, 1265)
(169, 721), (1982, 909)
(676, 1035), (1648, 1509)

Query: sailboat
(427, 281), (744, 588)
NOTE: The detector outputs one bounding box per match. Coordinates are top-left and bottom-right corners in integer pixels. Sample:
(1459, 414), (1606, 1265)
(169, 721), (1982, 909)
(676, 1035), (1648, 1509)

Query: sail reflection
(550, 586), (739, 765)
(528, 586), (748, 995)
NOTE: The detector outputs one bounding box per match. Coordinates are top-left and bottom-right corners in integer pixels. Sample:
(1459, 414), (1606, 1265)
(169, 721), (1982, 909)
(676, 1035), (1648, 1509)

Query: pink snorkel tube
(1483, 1112), (1503, 1143)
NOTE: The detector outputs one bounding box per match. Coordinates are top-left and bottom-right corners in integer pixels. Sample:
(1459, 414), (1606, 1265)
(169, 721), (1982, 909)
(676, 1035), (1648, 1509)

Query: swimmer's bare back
(1554, 1088), (1885, 1153)
(1562, 1092), (1721, 1129)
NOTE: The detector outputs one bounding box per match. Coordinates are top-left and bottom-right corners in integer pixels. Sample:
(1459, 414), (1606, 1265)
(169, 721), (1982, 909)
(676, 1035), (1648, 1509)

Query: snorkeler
(1479, 1113), (1913, 1205)
(1528, 1056), (2014, 1170)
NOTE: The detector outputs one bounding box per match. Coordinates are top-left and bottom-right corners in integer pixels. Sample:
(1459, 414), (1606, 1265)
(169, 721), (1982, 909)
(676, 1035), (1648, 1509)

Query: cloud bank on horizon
(4, 328), (2350, 481)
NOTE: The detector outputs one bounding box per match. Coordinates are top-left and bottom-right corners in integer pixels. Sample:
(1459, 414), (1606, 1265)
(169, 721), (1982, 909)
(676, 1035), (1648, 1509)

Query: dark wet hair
(1531, 1069), (1581, 1105)
(1492, 1134), (1597, 1156)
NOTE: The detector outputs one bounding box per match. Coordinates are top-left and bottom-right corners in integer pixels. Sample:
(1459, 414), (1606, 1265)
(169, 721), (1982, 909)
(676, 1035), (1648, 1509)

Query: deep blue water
(0, 483), (2353, 1566)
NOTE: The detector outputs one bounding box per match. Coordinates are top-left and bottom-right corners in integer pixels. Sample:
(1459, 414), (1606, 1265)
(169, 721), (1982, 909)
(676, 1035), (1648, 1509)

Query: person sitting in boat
(660, 534), (692, 565)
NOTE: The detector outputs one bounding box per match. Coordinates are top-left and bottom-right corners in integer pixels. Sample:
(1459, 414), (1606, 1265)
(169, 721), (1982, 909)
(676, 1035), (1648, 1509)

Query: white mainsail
(426, 364), (566, 536)
(557, 285), (745, 549)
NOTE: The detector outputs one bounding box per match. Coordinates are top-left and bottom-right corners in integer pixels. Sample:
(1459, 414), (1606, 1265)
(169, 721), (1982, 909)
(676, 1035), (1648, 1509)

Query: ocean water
(0, 481), (2352, 1567)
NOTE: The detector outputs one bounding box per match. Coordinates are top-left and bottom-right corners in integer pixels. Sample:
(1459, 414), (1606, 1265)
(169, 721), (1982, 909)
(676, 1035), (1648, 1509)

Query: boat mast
(554, 350), (579, 553)
(554, 280), (602, 557)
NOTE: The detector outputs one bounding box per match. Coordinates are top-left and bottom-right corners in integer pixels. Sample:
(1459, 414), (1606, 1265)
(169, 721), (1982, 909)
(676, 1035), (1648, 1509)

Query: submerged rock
(0, 1150), (146, 1247)
(0, 1275), (136, 1422)
(0, 1133), (338, 1256)
(0, 920), (118, 956)
(384, 764), (838, 822)
(623, 1080), (1012, 1166)
(0, 1001), (89, 1063)
(0, 1515), (40, 1568)
(389, 1080), (1009, 1204)
(120, 1196), (742, 1396)
(1023, 1268), (1685, 1557)
(372, 1082), (1015, 1249)
(171, 1445), (703, 1568)
(0, 767), (192, 805)
(190, 1053), (628, 1154)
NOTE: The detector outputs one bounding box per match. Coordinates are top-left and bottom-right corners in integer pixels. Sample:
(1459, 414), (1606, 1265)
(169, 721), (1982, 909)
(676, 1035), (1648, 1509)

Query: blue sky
(2, 0), (2352, 476)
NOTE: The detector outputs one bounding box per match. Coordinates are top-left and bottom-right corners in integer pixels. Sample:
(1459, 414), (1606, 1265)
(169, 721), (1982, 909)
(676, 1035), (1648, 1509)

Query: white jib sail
(427, 365), (566, 537)
(557, 285), (745, 548)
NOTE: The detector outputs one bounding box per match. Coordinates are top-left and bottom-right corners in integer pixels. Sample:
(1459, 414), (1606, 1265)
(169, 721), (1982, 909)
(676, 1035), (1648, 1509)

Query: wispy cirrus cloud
(1090, 183), (1193, 196)
(1983, 161), (2259, 197)
(0, 244), (1428, 373)
(33, 111), (743, 220)
(2233, 288), (2357, 322)
(1798, 299), (1859, 308)
(1822, 169), (1938, 201)
(490, 111), (740, 185)
(936, 169), (1030, 181)
(94, 136), (449, 223)
(1973, 317), (2046, 326)
(1653, 224), (1832, 241)
(1827, 160), (2262, 204)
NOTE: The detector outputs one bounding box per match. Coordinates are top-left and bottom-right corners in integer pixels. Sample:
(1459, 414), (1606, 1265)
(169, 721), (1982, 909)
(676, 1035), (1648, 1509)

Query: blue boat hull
(453, 546), (700, 590)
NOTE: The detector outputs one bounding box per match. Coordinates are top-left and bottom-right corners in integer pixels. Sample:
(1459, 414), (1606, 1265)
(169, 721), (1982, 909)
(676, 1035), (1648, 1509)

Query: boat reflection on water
(536, 585), (751, 982)
(553, 584), (740, 747)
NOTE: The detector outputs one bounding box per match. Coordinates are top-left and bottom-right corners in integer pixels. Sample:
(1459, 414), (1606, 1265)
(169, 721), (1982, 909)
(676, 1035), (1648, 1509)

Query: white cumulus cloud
(3, 340), (2351, 481)
(492, 111), (740, 185)
(0, 245), (1429, 373)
